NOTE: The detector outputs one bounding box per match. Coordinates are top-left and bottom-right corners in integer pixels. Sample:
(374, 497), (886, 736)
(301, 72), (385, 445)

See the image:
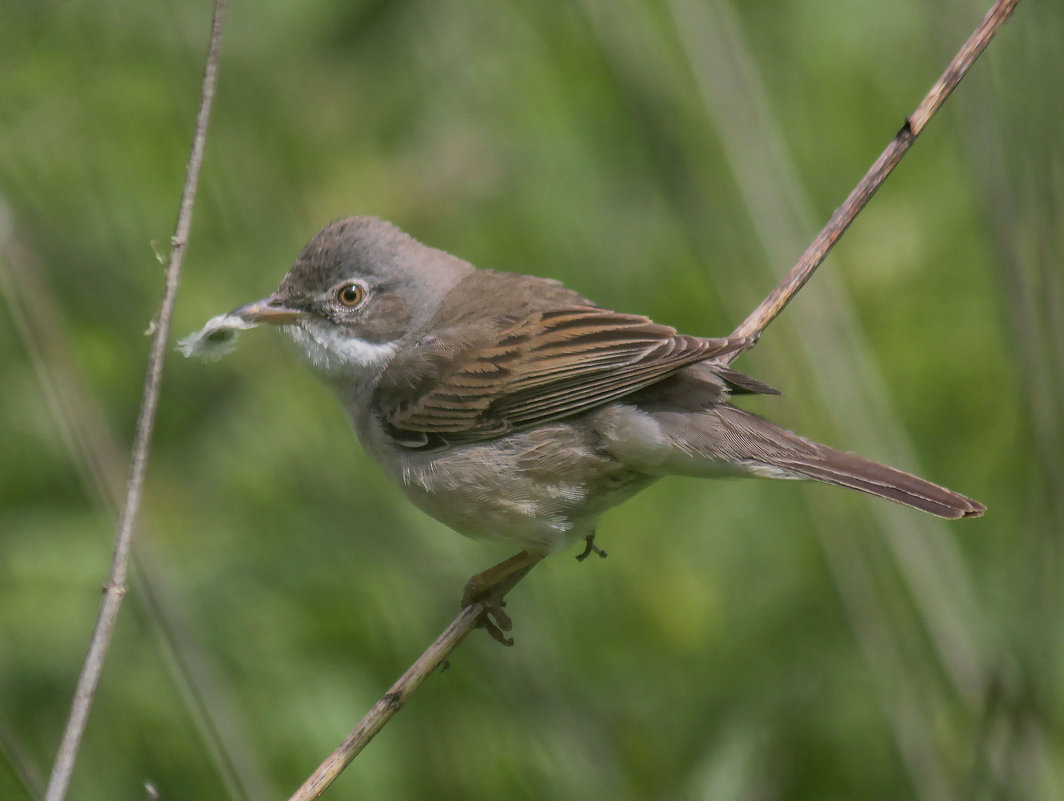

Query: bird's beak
(229, 297), (305, 325)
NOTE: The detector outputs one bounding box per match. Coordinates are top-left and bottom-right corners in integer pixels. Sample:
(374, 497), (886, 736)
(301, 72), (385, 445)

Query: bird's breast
(364, 418), (655, 554)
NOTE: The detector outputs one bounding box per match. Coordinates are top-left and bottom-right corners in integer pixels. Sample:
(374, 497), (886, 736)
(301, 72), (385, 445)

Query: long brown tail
(654, 405), (985, 519)
(732, 407), (984, 519)
(767, 440), (984, 519)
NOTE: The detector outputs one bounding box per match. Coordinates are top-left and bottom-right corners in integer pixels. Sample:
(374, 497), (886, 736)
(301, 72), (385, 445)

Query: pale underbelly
(390, 423), (657, 554)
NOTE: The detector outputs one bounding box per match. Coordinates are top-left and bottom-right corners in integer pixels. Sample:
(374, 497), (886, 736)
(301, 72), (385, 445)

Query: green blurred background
(2, 0), (1060, 799)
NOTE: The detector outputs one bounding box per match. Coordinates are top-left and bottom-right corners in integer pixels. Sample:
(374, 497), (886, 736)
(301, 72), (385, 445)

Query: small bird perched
(211, 216), (983, 640)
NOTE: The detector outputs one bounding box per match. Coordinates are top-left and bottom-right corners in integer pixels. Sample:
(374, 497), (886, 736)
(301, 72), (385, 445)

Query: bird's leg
(462, 550), (544, 646)
(575, 533), (607, 562)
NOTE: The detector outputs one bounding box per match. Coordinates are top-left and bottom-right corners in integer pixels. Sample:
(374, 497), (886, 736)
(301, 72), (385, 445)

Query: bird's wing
(375, 305), (748, 443)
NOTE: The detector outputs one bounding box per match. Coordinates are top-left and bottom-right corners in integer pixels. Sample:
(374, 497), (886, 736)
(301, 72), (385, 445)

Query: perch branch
(287, 558), (537, 801)
(287, 602), (486, 801)
(286, 0), (1019, 798)
(42, 3), (227, 800)
(722, 0), (1020, 359)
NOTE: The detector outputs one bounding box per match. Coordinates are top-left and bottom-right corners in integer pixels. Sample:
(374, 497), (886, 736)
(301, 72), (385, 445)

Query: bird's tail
(655, 405), (985, 519)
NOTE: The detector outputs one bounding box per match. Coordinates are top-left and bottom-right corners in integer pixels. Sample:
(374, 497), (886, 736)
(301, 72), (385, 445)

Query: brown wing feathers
(382, 306), (745, 438)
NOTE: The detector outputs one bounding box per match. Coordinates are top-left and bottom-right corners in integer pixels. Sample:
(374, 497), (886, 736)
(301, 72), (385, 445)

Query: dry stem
(286, 604), (483, 801)
(41, 3), (228, 800)
(722, 0), (1020, 358)
(285, 1), (1020, 798)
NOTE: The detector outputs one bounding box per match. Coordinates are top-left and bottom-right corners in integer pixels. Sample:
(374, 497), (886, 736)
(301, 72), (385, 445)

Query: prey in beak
(178, 296), (304, 361)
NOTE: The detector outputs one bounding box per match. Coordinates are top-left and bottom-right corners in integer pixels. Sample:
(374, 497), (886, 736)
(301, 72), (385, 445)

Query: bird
(227, 215), (984, 641)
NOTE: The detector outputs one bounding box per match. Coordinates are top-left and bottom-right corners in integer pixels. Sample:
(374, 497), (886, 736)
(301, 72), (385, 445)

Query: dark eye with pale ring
(336, 282), (365, 307)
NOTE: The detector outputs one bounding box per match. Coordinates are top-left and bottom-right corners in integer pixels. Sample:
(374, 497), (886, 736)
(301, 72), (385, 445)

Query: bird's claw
(575, 534), (607, 562)
(461, 551), (543, 646)
(462, 578), (516, 645)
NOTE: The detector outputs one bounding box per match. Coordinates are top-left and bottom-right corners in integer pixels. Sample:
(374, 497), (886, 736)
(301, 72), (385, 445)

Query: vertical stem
(42, 3), (228, 799)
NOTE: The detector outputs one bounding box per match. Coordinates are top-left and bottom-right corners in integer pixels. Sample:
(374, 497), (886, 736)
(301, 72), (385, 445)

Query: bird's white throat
(284, 318), (397, 377)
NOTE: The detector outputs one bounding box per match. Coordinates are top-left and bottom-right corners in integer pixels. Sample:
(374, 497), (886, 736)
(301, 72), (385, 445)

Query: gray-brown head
(232, 216), (474, 375)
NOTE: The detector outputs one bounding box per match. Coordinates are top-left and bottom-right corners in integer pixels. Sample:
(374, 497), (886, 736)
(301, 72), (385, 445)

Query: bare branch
(286, 604), (484, 801)
(723, 0), (1021, 359)
(42, 3), (228, 799)
(287, 554), (539, 801)
(286, 1), (1020, 798)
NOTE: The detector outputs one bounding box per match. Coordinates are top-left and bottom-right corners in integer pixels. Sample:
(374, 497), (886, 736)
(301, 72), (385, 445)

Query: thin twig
(722, 0), (1020, 358)
(674, 1), (1016, 791)
(285, 2), (1020, 799)
(287, 604), (485, 801)
(1, 217), (272, 801)
(41, 3), (227, 800)
(287, 559), (537, 801)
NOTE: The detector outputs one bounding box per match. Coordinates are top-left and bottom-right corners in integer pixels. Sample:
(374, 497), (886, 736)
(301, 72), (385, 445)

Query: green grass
(1, 1), (1060, 799)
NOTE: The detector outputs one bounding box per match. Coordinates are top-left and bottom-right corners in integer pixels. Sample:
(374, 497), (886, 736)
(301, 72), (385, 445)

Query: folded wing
(377, 305), (748, 443)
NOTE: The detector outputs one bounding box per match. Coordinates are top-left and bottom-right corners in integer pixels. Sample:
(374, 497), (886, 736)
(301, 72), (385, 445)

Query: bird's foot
(575, 533), (607, 562)
(462, 551), (544, 646)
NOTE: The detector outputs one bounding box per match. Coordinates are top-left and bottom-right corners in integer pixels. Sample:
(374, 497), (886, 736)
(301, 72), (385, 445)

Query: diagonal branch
(285, 1), (1020, 798)
(722, 0), (1021, 359)
(286, 559), (537, 801)
(41, 3), (228, 800)
(287, 604), (483, 801)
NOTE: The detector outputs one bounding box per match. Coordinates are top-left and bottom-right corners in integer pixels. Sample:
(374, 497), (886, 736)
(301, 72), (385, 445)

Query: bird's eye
(336, 282), (365, 307)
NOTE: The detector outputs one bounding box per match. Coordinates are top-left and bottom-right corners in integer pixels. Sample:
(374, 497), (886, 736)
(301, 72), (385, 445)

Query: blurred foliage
(1, 0), (1061, 799)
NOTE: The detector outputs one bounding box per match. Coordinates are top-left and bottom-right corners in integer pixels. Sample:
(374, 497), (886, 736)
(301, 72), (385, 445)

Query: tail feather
(650, 405), (985, 519)
(771, 448), (985, 519)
